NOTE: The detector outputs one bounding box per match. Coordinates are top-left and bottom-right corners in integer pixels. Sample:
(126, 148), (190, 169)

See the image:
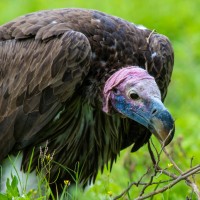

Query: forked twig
(113, 140), (200, 200)
(134, 165), (200, 200)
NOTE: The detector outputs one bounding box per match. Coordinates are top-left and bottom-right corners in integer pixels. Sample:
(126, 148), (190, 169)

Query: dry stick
(112, 180), (174, 200)
(139, 169), (156, 197)
(148, 141), (178, 180)
(113, 164), (200, 200)
(138, 141), (163, 197)
(134, 165), (200, 200)
(113, 142), (174, 200)
(190, 157), (196, 183)
(112, 167), (150, 200)
(113, 141), (200, 200)
(149, 140), (177, 178)
(162, 146), (182, 173)
(113, 175), (173, 199)
(162, 146), (200, 199)
(148, 141), (200, 199)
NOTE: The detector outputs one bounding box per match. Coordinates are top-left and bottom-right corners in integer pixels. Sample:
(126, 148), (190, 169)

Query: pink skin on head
(102, 66), (155, 113)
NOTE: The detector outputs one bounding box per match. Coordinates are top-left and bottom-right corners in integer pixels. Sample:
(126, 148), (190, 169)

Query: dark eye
(130, 92), (139, 100)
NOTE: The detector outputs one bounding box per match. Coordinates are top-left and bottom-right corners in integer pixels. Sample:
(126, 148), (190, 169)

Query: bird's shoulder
(0, 9), (88, 40)
(0, 8), (142, 41)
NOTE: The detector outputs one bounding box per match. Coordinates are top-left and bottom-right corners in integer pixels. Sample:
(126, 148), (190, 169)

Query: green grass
(0, 0), (200, 199)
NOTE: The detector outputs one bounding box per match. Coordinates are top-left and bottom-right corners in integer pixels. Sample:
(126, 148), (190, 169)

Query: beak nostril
(151, 109), (157, 115)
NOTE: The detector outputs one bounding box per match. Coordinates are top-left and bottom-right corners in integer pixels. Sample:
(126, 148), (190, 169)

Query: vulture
(0, 8), (175, 194)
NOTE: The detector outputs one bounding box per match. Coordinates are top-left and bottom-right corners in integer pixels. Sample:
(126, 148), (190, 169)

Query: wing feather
(0, 9), (75, 40)
(0, 30), (91, 117)
(0, 22), (91, 159)
(148, 33), (174, 101)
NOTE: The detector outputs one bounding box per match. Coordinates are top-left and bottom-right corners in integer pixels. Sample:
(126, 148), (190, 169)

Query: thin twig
(139, 170), (156, 197)
(162, 147), (182, 173)
(162, 146), (200, 198)
(190, 157), (196, 183)
(113, 168), (150, 200)
(114, 140), (200, 200)
(113, 178), (173, 200)
(134, 165), (200, 200)
(148, 141), (178, 180)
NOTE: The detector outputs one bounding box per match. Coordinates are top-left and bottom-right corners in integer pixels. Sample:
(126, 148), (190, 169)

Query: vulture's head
(103, 66), (175, 146)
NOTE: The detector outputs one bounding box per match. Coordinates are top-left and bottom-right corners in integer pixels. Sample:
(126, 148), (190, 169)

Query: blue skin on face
(113, 95), (149, 128)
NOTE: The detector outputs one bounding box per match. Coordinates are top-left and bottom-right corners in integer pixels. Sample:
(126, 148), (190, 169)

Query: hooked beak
(133, 98), (175, 146)
(148, 106), (175, 146)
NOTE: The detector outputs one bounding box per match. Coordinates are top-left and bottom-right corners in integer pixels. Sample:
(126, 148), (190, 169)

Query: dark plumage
(0, 8), (174, 193)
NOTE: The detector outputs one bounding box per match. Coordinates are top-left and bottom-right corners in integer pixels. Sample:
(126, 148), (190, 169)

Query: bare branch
(162, 147), (182, 173)
(113, 140), (200, 200)
(113, 177), (173, 200)
(161, 146), (200, 198)
(134, 165), (200, 200)
(113, 167), (150, 200)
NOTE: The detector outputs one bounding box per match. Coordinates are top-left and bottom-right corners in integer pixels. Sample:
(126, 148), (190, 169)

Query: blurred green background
(0, 0), (200, 199)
